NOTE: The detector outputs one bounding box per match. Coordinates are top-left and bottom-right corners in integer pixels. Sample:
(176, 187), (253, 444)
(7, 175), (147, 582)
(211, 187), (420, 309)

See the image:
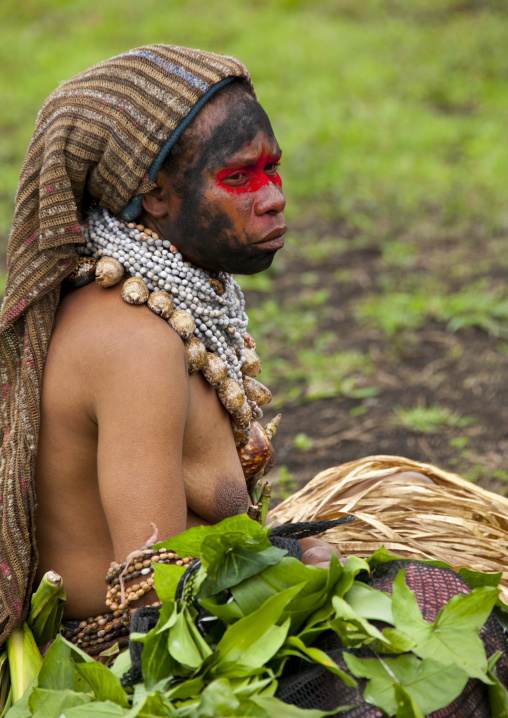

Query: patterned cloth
(0, 44), (254, 645)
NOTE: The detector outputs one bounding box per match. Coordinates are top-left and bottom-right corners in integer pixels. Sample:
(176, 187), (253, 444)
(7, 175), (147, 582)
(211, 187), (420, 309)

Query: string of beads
(63, 548), (193, 650)
(81, 208), (248, 384)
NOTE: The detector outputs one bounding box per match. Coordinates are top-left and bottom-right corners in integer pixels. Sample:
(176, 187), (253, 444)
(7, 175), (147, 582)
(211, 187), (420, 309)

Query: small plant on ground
(292, 433), (314, 451)
(392, 402), (477, 434)
(356, 281), (508, 339)
(271, 465), (298, 501)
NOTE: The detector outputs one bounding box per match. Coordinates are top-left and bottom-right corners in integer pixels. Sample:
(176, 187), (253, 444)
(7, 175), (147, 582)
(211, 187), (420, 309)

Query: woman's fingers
(300, 537), (342, 567)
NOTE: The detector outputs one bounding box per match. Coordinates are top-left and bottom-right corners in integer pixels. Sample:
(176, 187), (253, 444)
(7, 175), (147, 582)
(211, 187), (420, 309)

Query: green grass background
(2, 0), (508, 246)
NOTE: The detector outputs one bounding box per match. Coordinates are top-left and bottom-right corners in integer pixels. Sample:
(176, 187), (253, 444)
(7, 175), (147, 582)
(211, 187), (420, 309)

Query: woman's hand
(299, 536), (343, 568)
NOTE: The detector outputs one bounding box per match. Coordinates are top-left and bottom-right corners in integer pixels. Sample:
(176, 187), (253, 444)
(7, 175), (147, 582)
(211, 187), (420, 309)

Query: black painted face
(143, 87), (286, 275)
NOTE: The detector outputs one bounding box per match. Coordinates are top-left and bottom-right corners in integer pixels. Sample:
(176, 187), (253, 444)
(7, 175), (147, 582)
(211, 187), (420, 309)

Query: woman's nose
(254, 181), (286, 216)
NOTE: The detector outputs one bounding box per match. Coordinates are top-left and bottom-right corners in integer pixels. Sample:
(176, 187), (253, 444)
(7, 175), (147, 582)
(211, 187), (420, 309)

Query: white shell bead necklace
(82, 207), (248, 384)
(77, 207), (278, 479)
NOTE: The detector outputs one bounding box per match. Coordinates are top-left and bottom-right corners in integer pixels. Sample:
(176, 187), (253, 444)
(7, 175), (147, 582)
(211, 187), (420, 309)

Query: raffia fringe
(271, 455), (508, 604)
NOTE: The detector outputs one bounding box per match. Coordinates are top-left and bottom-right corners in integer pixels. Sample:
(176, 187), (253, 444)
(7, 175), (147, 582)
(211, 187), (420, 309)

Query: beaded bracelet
(63, 547), (193, 652)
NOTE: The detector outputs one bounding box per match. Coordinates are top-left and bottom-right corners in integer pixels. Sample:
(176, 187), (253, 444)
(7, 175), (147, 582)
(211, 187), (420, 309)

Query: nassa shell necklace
(76, 208), (279, 492)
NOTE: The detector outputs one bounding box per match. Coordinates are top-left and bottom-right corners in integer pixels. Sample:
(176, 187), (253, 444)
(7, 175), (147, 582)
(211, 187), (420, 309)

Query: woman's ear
(141, 174), (170, 219)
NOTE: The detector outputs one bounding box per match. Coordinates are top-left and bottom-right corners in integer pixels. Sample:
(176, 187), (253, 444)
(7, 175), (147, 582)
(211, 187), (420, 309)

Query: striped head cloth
(0, 45), (254, 644)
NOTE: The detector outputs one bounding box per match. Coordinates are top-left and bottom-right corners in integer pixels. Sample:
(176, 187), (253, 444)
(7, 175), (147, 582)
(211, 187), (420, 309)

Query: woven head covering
(0, 44), (254, 644)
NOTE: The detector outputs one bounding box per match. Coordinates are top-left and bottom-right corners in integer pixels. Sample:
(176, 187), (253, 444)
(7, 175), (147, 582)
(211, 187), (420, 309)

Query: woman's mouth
(255, 235), (285, 250)
(255, 227), (287, 250)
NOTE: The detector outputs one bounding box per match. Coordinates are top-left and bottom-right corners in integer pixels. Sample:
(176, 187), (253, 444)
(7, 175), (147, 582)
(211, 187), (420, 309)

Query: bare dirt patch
(250, 237), (508, 503)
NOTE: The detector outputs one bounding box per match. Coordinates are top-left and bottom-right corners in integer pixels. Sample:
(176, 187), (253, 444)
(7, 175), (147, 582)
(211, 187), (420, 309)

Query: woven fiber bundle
(0, 45), (254, 645)
(272, 455), (508, 603)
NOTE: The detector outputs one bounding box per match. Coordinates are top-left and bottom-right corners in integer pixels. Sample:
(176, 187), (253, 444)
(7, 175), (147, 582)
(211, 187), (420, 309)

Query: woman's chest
(182, 373), (250, 523)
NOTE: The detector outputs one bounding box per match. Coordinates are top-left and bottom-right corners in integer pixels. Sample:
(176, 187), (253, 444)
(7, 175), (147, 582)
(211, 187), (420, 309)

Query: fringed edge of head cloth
(0, 44), (255, 645)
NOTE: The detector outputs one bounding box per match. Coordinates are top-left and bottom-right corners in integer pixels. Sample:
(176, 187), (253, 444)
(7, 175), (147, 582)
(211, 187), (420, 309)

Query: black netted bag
(268, 517), (356, 559)
(121, 606), (161, 687)
(276, 560), (508, 717)
(276, 632), (384, 717)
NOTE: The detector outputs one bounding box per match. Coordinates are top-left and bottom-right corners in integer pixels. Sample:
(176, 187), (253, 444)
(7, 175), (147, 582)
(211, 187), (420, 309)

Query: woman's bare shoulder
(52, 280), (186, 374)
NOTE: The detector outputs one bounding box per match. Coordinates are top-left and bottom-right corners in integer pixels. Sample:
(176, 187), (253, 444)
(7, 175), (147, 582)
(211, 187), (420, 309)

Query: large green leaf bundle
(5, 515), (508, 717)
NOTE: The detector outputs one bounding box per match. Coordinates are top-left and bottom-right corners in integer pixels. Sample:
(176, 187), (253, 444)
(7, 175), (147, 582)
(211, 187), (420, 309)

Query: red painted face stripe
(216, 154), (282, 194)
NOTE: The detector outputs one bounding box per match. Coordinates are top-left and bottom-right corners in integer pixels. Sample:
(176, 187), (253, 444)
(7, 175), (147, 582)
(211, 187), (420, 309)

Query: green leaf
(287, 553), (344, 629)
(334, 556), (370, 598)
(60, 635), (96, 664)
(488, 652), (508, 718)
(0, 654), (11, 718)
(98, 642), (123, 661)
(343, 582), (393, 623)
(125, 691), (179, 717)
(0, 690), (11, 718)
(346, 652), (469, 715)
(2, 676), (37, 718)
(232, 554), (344, 633)
(222, 620), (290, 675)
(28, 687), (91, 717)
(298, 601), (337, 637)
(297, 554), (346, 636)
(36, 637), (74, 690)
(157, 514), (270, 559)
(436, 584), (500, 633)
(330, 596), (386, 646)
(184, 607), (214, 661)
(109, 648), (133, 681)
(494, 604), (508, 633)
(165, 675), (205, 701)
(198, 596), (245, 623)
(392, 570), (498, 682)
(193, 678), (240, 717)
(345, 652), (398, 714)
(231, 674), (276, 699)
(366, 547), (452, 571)
(393, 684), (424, 718)
(458, 567), (502, 590)
(141, 622), (177, 689)
(130, 681), (151, 708)
(75, 661), (130, 707)
(213, 586), (301, 672)
(251, 695), (348, 716)
(152, 562), (187, 604)
(152, 601), (178, 635)
(231, 557), (325, 616)
(200, 540), (286, 597)
(286, 636), (356, 687)
(167, 604), (211, 672)
(376, 628), (416, 654)
(155, 525), (219, 558)
(62, 701), (129, 716)
(189, 695), (268, 718)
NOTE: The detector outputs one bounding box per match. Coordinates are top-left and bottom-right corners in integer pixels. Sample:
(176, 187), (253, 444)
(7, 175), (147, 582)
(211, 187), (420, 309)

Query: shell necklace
(77, 208), (279, 487)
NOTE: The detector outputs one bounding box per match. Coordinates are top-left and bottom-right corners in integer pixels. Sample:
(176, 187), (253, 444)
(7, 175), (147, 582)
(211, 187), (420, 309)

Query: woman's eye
(224, 171), (247, 183)
(264, 162), (280, 175)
